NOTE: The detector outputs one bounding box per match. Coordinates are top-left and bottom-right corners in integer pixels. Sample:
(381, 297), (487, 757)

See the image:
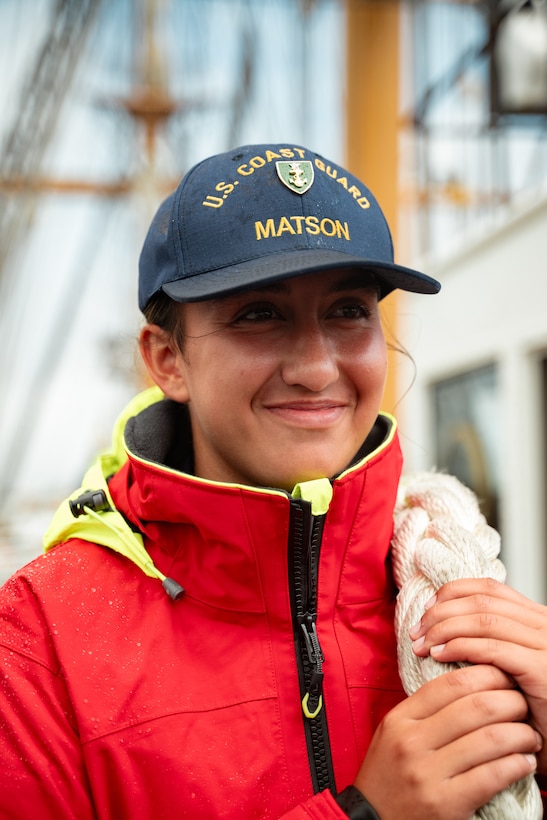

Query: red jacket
(0, 396), (405, 818)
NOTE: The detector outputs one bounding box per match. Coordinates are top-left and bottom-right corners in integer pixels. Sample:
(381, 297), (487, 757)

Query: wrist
(334, 785), (380, 819)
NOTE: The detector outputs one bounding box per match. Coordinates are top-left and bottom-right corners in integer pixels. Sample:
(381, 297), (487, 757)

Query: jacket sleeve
(535, 775), (547, 818)
(0, 576), (96, 819)
(280, 790), (351, 819)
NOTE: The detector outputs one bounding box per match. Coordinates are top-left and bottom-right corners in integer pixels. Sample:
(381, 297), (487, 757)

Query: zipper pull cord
(300, 615), (324, 719)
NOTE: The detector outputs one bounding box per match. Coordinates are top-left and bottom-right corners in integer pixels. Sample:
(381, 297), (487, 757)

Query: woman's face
(160, 268), (387, 490)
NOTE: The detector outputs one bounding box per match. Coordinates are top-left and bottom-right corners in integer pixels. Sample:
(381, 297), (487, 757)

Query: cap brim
(162, 249), (440, 303)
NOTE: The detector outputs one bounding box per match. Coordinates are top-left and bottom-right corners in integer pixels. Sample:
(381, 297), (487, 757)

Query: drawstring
(69, 490), (185, 601)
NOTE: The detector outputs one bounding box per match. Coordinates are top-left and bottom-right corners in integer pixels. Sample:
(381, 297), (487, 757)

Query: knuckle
(379, 704), (402, 734)
(471, 688), (527, 723)
(444, 667), (469, 693)
(486, 637), (501, 657)
(447, 663), (489, 689)
(470, 691), (497, 719)
(475, 593), (493, 611)
(482, 723), (505, 746)
(478, 611), (497, 629)
(379, 714), (426, 768)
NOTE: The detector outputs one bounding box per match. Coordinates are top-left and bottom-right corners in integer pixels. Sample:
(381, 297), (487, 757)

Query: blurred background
(0, 0), (546, 601)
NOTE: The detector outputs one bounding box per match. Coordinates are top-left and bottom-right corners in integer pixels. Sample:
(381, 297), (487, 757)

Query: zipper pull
(300, 615), (324, 719)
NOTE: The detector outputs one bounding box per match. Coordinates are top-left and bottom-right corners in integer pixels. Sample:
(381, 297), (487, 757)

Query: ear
(139, 324), (190, 403)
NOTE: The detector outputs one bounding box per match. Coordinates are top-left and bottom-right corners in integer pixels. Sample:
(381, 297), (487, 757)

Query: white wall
(396, 189), (547, 602)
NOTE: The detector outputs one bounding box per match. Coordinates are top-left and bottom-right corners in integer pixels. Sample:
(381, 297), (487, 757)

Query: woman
(0, 144), (545, 819)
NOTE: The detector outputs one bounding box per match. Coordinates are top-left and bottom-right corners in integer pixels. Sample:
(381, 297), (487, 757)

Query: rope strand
(392, 471), (542, 819)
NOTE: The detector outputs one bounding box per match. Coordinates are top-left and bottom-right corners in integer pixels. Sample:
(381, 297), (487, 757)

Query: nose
(280, 322), (339, 392)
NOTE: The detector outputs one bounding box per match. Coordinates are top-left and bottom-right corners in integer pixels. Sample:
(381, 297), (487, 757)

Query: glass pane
(432, 364), (500, 531)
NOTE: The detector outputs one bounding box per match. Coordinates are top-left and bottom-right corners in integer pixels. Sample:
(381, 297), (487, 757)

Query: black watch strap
(334, 786), (381, 819)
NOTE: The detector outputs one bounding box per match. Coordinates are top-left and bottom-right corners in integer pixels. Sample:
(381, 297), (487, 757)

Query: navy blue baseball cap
(138, 143), (440, 309)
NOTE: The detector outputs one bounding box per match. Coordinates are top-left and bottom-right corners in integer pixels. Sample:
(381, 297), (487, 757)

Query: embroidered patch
(275, 160), (314, 195)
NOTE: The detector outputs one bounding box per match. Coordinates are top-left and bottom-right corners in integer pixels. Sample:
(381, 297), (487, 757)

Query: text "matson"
(255, 216), (350, 240)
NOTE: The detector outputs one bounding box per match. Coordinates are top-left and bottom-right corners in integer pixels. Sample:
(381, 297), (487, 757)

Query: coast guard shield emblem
(276, 160), (314, 195)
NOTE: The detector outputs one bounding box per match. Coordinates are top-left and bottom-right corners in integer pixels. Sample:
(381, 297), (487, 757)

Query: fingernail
(525, 754), (538, 771)
(430, 643), (446, 656)
(412, 635), (425, 652)
(424, 595), (437, 611)
(409, 621), (422, 638)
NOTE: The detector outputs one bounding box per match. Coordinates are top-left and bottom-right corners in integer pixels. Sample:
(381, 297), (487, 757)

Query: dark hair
(143, 291), (185, 351)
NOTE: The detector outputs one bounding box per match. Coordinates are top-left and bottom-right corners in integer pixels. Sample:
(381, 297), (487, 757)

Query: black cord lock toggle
(162, 577), (186, 600)
(69, 489), (111, 518)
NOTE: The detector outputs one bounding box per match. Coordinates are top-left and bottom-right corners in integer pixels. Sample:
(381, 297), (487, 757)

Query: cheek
(355, 336), (388, 395)
(376, 343), (389, 389)
(225, 347), (279, 399)
(185, 354), (257, 424)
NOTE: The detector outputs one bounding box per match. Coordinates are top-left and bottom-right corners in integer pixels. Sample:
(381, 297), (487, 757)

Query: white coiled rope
(391, 471), (542, 819)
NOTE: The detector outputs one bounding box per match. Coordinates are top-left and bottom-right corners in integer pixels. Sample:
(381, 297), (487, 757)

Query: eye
(234, 302), (283, 323)
(330, 301), (373, 320)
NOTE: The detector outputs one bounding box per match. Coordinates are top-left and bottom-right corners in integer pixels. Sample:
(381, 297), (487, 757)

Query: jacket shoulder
(0, 540), (138, 671)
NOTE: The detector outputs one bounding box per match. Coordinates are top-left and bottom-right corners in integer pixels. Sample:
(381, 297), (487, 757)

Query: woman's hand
(353, 664), (540, 820)
(410, 577), (547, 773)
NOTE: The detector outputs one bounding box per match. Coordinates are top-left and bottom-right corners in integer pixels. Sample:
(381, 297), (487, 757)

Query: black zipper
(288, 498), (336, 794)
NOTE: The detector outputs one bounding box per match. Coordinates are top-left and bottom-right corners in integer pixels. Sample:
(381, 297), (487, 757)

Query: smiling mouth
(264, 401), (347, 427)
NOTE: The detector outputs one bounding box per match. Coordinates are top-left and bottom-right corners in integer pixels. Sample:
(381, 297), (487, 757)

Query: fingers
(376, 665), (537, 773)
(448, 751), (539, 817)
(412, 618), (537, 670)
(409, 579), (547, 683)
(415, 579), (546, 633)
(397, 668), (539, 769)
(401, 664), (518, 722)
(411, 602), (538, 650)
(431, 578), (542, 611)
(354, 666), (540, 820)
(435, 719), (541, 779)
(425, 687), (531, 750)
(407, 577), (547, 779)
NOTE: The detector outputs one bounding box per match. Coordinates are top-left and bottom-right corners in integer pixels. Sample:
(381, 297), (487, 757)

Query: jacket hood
(44, 386), (399, 600)
(42, 386), (188, 598)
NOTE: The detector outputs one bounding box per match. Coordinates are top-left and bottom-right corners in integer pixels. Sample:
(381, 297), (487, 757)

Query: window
(432, 364), (500, 530)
